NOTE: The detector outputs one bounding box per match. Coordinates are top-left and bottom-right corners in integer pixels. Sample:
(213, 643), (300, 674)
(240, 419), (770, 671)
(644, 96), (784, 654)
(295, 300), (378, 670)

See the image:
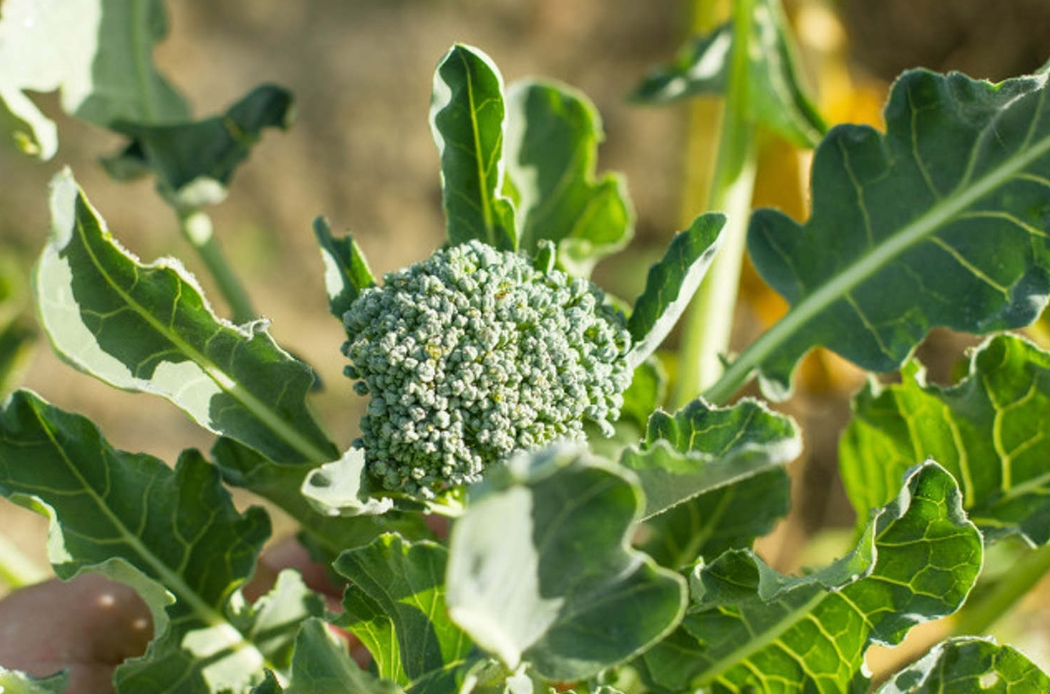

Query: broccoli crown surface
(343, 240), (631, 498)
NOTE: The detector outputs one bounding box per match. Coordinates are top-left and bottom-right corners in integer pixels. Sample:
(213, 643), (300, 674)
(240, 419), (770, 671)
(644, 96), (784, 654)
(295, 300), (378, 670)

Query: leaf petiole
(178, 209), (258, 325)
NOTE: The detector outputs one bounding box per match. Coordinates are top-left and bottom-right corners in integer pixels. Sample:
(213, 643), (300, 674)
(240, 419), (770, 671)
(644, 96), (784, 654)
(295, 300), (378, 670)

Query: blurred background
(2, 0), (1050, 674)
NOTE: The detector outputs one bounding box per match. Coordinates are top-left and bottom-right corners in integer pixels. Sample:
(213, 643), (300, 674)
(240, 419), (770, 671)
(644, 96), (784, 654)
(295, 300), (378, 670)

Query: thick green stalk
(950, 543), (1050, 637)
(178, 210), (257, 325)
(673, 0), (759, 408)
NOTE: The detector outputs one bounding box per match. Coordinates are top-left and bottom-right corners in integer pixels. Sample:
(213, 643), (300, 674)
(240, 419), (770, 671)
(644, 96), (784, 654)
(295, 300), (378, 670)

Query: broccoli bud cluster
(343, 240), (631, 498)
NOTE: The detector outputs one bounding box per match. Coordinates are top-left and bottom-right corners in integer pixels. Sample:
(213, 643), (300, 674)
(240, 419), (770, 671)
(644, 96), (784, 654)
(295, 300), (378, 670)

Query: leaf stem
(178, 210), (257, 325)
(950, 543), (1050, 636)
(0, 525), (49, 589)
(673, 0), (759, 408)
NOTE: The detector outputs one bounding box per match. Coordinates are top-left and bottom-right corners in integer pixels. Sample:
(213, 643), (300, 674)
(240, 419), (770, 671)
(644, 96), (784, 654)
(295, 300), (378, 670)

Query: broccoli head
(343, 240), (631, 498)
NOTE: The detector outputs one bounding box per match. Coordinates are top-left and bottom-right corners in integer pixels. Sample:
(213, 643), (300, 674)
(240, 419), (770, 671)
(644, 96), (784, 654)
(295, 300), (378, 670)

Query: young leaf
(711, 65), (1050, 402)
(101, 85), (294, 210)
(35, 170), (337, 465)
(0, 0), (188, 158)
(0, 390), (322, 692)
(0, 668), (68, 693)
(446, 445), (687, 682)
(503, 81), (633, 276)
(876, 637), (1050, 693)
(301, 449), (394, 517)
(620, 397), (800, 519)
(630, 0), (826, 148)
(625, 213), (726, 371)
(637, 463), (982, 693)
(284, 618), (402, 694)
(430, 44), (516, 250)
(841, 334), (1050, 545)
(333, 534), (474, 691)
(313, 217), (376, 320)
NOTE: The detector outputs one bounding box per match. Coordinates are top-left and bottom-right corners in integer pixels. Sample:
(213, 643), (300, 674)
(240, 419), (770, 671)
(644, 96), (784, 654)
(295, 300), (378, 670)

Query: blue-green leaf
(35, 170), (337, 465)
(876, 637), (1050, 693)
(430, 44), (516, 250)
(284, 618), (402, 694)
(503, 81), (633, 276)
(313, 217), (375, 320)
(446, 445), (686, 682)
(841, 333), (1050, 545)
(0, 0), (188, 158)
(625, 213), (726, 371)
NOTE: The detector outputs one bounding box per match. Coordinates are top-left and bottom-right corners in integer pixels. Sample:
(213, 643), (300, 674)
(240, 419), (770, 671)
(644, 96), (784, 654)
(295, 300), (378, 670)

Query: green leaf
(630, 0), (826, 148)
(841, 333), (1050, 545)
(619, 357), (667, 430)
(430, 44), (516, 250)
(0, 668), (68, 693)
(619, 397), (800, 519)
(725, 66), (1050, 401)
(503, 81), (633, 276)
(876, 637), (1050, 693)
(625, 213), (726, 371)
(284, 618), (402, 694)
(301, 449), (395, 517)
(0, 0), (188, 158)
(35, 170), (337, 465)
(0, 389), (321, 692)
(637, 463), (982, 693)
(101, 84), (294, 209)
(313, 217), (375, 320)
(446, 445), (686, 682)
(334, 534), (473, 691)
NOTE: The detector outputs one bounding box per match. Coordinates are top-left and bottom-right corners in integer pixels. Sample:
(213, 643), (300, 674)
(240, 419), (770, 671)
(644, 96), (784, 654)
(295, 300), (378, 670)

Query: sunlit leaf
(35, 170), (337, 465)
(285, 618), (402, 694)
(312, 217), (375, 320)
(876, 637), (1050, 693)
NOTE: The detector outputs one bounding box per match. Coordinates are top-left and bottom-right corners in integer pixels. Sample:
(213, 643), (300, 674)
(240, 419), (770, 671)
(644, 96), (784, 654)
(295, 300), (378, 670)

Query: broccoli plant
(2, 1), (1050, 693)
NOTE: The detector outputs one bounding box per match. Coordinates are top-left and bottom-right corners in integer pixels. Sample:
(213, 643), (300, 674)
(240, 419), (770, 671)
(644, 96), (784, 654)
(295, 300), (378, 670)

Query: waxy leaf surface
(430, 44), (516, 250)
(630, 0), (825, 148)
(0, 0), (188, 158)
(0, 390), (322, 692)
(737, 66), (1050, 400)
(876, 637), (1050, 693)
(503, 81), (633, 276)
(446, 445), (686, 682)
(35, 171), (337, 465)
(841, 334), (1050, 545)
(626, 213), (726, 371)
(638, 463), (982, 693)
(620, 397), (800, 519)
(313, 217), (375, 320)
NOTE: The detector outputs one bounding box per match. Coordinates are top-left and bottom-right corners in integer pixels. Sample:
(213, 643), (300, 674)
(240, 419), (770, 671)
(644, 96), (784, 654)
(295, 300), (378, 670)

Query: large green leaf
(312, 217), (375, 320)
(0, 390), (323, 692)
(35, 170), (337, 465)
(430, 44), (516, 250)
(503, 81), (633, 276)
(101, 85), (294, 210)
(876, 637), (1050, 693)
(283, 618), (402, 694)
(637, 463), (982, 693)
(711, 65), (1050, 402)
(446, 445), (686, 682)
(0, 0), (188, 158)
(619, 397), (800, 519)
(625, 213), (726, 371)
(630, 0), (826, 148)
(334, 534), (474, 693)
(841, 334), (1050, 545)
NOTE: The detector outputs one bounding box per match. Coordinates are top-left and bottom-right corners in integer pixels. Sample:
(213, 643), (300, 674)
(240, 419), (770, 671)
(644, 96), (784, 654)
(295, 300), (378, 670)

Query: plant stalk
(950, 543), (1050, 637)
(0, 530), (49, 589)
(178, 210), (258, 325)
(673, 0), (760, 408)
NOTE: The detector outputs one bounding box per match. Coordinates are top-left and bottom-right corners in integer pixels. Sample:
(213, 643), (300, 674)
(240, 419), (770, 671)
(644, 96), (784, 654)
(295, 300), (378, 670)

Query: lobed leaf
(283, 618), (402, 694)
(334, 534), (473, 692)
(35, 170), (337, 465)
(620, 397), (800, 519)
(446, 445), (686, 682)
(876, 637), (1050, 693)
(841, 333), (1050, 545)
(503, 81), (634, 276)
(0, 390), (323, 692)
(630, 0), (826, 148)
(430, 44), (516, 250)
(637, 463), (982, 693)
(728, 65), (1050, 400)
(312, 217), (376, 320)
(102, 85), (294, 209)
(0, 0), (188, 158)
(625, 213), (726, 371)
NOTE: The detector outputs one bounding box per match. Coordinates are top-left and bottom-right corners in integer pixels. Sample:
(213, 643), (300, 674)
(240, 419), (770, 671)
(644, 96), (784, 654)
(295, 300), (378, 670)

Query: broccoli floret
(343, 240), (631, 498)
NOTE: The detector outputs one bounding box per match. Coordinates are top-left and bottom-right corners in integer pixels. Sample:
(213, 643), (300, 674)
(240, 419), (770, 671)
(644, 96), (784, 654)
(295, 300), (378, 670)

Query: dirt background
(1, 0), (1050, 654)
